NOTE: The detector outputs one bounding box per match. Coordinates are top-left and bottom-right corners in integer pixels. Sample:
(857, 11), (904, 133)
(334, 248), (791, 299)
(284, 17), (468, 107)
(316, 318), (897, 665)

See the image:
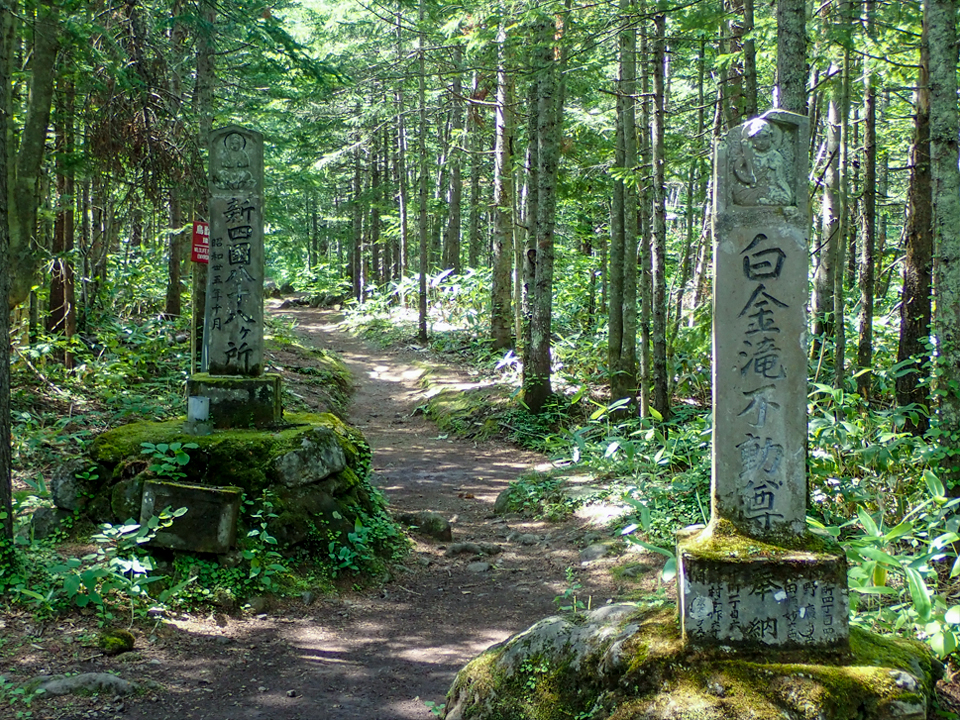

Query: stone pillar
(188, 125), (282, 430)
(677, 111), (849, 655)
(203, 126), (265, 376)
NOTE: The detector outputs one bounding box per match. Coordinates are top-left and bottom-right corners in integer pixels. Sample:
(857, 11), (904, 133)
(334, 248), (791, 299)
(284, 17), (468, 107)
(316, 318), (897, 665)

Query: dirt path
(57, 307), (626, 720)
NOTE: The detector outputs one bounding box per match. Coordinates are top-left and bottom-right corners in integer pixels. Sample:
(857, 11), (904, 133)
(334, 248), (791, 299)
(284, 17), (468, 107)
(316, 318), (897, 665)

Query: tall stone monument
(677, 111), (850, 654)
(187, 125), (282, 429)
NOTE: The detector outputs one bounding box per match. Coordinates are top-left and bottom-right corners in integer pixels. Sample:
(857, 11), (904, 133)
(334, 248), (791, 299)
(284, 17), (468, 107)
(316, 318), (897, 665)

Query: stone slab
(187, 372), (282, 429)
(712, 110), (811, 539)
(678, 525), (849, 653)
(203, 125), (265, 376)
(140, 480), (241, 554)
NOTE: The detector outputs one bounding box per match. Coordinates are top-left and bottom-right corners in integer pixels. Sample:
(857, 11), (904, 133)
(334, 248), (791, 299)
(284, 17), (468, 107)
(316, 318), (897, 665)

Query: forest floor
(6, 305), (960, 720)
(2, 305), (660, 720)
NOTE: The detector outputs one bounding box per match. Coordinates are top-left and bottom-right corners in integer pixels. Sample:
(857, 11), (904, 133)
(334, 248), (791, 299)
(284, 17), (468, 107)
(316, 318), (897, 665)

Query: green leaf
(660, 557), (677, 582)
(857, 508), (880, 537)
(930, 631), (957, 658)
(648, 407), (663, 421)
(945, 606), (960, 625)
(905, 567), (933, 622)
(924, 469), (945, 499)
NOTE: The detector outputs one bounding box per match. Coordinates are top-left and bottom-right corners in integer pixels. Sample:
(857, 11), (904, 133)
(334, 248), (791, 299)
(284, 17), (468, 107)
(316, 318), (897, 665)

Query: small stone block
(140, 480), (242, 554)
(187, 373), (282, 428)
(677, 525), (849, 654)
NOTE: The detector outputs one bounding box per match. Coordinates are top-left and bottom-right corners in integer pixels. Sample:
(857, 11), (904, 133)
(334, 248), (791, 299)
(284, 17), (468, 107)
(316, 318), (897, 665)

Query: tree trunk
(856, 7), (876, 402)
(49, 74), (76, 368)
(928, 0), (960, 476)
(491, 22), (515, 350)
(776, 0), (807, 114)
(443, 44), (463, 274)
(609, 0), (638, 407)
(834, 4), (853, 389)
(165, 190), (183, 318)
(813, 79), (841, 365)
(524, 11), (565, 414)
(417, 0), (429, 342)
(650, 12), (670, 420)
(0, 1), (12, 546)
(8, 0), (59, 309)
(468, 70), (482, 268)
(896, 16), (932, 434)
(638, 1), (652, 415)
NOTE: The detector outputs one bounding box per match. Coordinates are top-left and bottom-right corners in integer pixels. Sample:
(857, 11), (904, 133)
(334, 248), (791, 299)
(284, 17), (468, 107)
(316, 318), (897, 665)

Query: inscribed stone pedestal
(140, 480), (241, 554)
(202, 126), (265, 377)
(677, 110), (849, 654)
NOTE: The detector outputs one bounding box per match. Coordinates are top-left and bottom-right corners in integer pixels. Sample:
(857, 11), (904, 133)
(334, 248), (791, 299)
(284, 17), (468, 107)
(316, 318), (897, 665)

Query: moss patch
(83, 412), (381, 551)
(444, 603), (943, 720)
(424, 385), (513, 441)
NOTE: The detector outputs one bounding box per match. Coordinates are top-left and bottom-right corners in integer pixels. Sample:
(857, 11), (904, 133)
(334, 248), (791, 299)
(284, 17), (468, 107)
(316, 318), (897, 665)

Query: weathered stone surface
(186, 372), (282, 429)
(712, 110), (810, 538)
(49, 457), (89, 511)
(677, 523), (849, 653)
(33, 672), (137, 697)
(274, 426), (346, 487)
(140, 480), (242, 554)
(443, 604), (941, 720)
(86, 412), (389, 552)
(26, 507), (73, 540)
(111, 474), (146, 522)
(394, 510), (453, 541)
(203, 125), (265, 377)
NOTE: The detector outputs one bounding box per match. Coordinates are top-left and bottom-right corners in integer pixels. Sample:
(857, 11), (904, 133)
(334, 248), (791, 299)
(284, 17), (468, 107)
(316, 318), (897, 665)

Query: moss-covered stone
(83, 412), (381, 552)
(443, 604), (942, 720)
(98, 629), (135, 656)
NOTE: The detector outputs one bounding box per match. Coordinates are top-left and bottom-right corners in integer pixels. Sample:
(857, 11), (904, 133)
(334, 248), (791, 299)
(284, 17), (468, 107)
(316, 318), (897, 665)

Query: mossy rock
(443, 603), (942, 720)
(83, 412), (383, 551)
(424, 386), (512, 440)
(98, 629), (135, 656)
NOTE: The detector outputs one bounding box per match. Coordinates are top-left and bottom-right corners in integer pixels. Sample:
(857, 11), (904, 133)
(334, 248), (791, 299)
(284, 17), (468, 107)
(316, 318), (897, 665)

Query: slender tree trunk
(417, 0), (429, 342)
(395, 4), (409, 277)
(165, 190), (183, 318)
(444, 44), (463, 274)
(468, 71), (482, 268)
(521, 77), (539, 361)
(743, 0), (757, 116)
(609, 0), (638, 407)
(857, 6), (876, 401)
(0, 2), (12, 546)
(638, 3), (652, 415)
(776, 0), (807, 114)
(50, 75), (76, 368)
(928, 0), (960, 478)
(834, 3), (853, 389)
(491, 21), (515, 350)
(897, 17), (932, 434)
(524, 11), (565, 414)
(650, 12), (670, 420)
(813, 79), (841, 362)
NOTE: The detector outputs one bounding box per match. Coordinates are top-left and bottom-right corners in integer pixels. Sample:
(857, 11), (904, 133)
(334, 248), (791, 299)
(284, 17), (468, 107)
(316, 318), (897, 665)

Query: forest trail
(104, 306), (632, 720)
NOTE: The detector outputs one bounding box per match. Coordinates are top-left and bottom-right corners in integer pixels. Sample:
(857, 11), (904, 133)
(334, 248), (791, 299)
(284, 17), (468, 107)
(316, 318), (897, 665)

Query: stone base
(186, 372), (282, 429)
(140, 480), (242, 554)
(677, 521), (849, 654)
(444, 603), (940, 720)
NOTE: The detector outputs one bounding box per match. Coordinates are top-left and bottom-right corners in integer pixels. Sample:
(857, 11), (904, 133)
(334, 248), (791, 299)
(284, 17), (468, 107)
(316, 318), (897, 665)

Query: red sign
(191, 221), (210, 263)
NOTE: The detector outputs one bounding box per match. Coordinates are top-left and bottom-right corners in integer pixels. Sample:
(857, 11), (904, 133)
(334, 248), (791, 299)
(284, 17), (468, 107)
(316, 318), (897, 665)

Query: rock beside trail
(446, 542), (501, 557)
(443, 603), (942, 720)
(394, 510), (453, 541)
(33, 672), (138, 697)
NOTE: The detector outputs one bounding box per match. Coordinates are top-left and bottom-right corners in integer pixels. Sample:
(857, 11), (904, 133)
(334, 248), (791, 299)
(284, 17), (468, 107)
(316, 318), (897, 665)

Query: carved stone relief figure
(213, 132), (256, 192)
(731, 119), (794, 206)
